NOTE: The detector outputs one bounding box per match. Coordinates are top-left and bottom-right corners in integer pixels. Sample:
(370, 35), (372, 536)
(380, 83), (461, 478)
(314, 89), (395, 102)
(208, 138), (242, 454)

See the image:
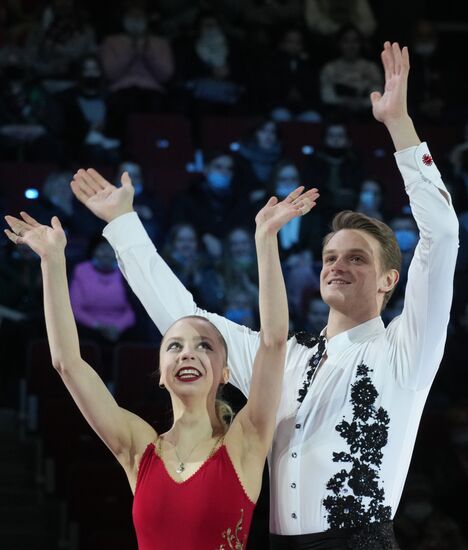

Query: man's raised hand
(71, 169), (135, 223)
(370, 42), (410, 125)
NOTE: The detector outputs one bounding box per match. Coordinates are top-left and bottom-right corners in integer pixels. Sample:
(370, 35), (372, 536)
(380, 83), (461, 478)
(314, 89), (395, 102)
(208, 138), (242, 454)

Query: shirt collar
(321, 316), (385, 357)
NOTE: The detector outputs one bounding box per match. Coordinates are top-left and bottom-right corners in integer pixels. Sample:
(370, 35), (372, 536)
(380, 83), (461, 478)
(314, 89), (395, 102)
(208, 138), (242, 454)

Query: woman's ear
(222, 366), (230, 385)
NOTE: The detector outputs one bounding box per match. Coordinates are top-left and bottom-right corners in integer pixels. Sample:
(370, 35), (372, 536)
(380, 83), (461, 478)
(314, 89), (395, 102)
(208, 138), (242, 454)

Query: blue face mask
(276, 183), (297, 198)
(394, 229), (418, 252)
(359, 190), (377, 209)
(206, 171), (232, 191)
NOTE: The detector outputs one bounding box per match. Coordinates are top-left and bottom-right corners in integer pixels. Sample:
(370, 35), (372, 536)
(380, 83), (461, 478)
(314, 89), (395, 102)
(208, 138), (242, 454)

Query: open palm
(371, 42), (409, 124)
(255, 186), (319, 235)
(71, 169), (135, 223)
(4, 213), (66, 259)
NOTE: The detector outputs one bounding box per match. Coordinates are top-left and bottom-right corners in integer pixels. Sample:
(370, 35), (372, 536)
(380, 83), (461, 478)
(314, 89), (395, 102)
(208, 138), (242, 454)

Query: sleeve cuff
(102, 212), (153, 251)
(394, 142), (442, 184)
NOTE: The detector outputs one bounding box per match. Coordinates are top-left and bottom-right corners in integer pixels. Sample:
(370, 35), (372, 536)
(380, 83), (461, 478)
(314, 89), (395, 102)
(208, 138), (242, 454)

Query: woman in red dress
(5, 184), (318, 549)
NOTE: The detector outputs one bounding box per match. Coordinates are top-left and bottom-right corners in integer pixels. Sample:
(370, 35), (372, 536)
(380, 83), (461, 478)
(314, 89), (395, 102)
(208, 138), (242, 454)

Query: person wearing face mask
(356, 179), (385, 220)
(99, 4), (174, 137)
(173, 10), (245, 114)
(68, 236), (136, 354)
(57, 55), (120, 163)
(303, 122), (363, 219)
(171, 151), (249, 257)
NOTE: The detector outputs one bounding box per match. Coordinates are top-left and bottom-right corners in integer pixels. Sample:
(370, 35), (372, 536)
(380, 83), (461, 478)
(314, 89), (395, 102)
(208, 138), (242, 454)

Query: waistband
(269, 521), (399, 550)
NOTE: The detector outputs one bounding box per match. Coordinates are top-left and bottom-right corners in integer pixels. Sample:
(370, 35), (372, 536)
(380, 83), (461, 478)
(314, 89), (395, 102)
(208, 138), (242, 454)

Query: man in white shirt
(69, 43), (458, 549)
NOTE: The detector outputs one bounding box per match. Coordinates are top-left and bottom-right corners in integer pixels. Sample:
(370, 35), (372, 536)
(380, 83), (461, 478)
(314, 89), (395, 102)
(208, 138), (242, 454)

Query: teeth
(176, 368), (201, 378)
(329, 280), (349, 285)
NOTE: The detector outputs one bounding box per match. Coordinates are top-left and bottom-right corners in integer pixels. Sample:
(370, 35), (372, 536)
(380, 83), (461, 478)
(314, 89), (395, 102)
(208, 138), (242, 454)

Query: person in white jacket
(67, 42), (458, 549)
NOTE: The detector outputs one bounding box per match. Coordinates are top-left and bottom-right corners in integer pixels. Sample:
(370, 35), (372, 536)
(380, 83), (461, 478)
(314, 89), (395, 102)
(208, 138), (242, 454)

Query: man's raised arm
(371, 42), (459, 389)
(71, 169), (260, 395)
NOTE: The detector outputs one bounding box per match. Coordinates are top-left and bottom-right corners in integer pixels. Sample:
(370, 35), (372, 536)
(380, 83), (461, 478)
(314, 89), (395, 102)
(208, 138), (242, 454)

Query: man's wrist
(106, 207), (135, 223)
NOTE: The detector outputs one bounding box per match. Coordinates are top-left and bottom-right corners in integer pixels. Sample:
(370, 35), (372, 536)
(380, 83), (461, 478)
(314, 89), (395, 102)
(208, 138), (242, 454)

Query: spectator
(100, 4), (174, 137)
(171, 150), (247, 256)
(303, 122), (363, 218)
(319, 25), (382, 118)
(70, 236), (136, 348)
(173, 10), (245, 114)
(236, 118), (283, 191)
(355, 178), (385, 220)
(305, 0), (377, 39)
(162, 223), (224, 313)
(0, 72), (63, 161)
(222, 287), (257, 330)
(220, 226), (259, 310)
(265, 26), (322, 122)
(25, 0), (96, 79)
(57, 54), (120, 163)
(408, 19), (448, 122)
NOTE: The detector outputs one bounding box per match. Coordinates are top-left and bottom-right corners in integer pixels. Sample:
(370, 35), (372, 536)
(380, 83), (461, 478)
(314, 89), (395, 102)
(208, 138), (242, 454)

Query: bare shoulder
(118, 408), (158, 474)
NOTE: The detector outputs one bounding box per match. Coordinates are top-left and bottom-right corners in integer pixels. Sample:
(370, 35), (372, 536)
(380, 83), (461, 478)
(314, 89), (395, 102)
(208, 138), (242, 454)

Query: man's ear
(379, 269), (399, 294)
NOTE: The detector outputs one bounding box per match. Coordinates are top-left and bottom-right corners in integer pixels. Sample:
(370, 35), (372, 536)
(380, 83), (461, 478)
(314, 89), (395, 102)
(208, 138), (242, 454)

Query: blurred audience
(99, 4), (174, 137)
(162, 223), (224, 313)
(25, 0), (96, 80)
(236, 118), (283, 191)
(70, 236), (136, 347)
(319, 25), (382, 119)
(305, 0), (377, 40)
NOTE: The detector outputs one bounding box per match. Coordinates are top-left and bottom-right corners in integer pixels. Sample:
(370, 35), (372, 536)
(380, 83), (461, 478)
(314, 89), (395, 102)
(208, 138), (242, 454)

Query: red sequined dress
(133, 441), (256, 549)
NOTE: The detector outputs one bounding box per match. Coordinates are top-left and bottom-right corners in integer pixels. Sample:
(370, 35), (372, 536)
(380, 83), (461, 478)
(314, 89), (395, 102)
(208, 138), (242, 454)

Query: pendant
(176, 462), (185, 474)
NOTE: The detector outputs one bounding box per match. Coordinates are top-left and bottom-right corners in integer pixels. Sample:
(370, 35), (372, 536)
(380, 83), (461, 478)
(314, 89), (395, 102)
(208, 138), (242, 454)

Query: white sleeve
(103, 212), (260, 396)
(385, 143), (459, 390)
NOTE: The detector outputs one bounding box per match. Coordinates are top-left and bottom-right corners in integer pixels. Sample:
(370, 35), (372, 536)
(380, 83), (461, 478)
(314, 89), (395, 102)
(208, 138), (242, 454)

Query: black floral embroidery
(323, 362), (392, 541)
(291, 332), (326, 404)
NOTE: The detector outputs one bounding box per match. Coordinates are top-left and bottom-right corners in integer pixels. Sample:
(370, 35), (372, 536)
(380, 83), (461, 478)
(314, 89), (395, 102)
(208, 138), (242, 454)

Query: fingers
(381, 41), (394, 81)
(284, 186), (305, 203)
(370, 91), (382, 107)
(19, 211), (41, 227)
(70, 178), (94, 203)
(401, 45), (410, 72)
(83, 168), (111, 192)
(4, 215), (30, 236)
(51, 216), (62, 230)
(266, 196), (278, 207)
(121, 171), (133, 187)
(392, 42), (402, 74)
(4, 228), (24, 245)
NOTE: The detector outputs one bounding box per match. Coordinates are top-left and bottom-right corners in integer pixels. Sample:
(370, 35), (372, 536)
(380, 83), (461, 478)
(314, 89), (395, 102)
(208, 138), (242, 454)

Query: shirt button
(295, 423), (301, 429)
(291, 452), (297, 458)
(291, 483), (296, 488)
(291, 513), (297, 519)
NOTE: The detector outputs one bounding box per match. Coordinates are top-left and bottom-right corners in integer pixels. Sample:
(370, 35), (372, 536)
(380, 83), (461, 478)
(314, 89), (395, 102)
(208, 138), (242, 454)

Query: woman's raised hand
(255, 186), (319, 237)
(4, 212), (66, 260)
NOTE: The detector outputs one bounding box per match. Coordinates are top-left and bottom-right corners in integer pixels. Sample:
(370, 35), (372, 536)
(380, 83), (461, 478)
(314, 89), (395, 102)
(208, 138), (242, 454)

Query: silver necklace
(158, 434), (222, 474)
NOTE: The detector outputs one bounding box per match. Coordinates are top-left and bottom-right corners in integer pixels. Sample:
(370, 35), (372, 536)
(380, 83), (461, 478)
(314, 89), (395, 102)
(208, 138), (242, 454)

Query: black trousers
(269, 522), (400, 550)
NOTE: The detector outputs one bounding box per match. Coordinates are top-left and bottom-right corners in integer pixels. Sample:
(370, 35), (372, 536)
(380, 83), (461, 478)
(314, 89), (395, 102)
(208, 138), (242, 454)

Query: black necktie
(296, 333), (326, 404)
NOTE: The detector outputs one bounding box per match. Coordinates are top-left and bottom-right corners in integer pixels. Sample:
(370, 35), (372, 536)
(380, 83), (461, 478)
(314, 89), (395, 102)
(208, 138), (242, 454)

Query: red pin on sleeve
(422, 153), (433, 166)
